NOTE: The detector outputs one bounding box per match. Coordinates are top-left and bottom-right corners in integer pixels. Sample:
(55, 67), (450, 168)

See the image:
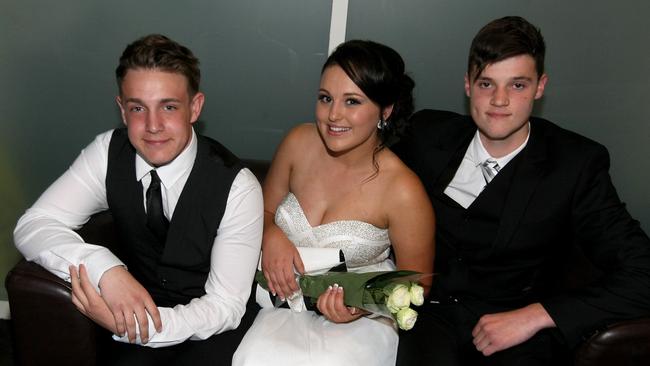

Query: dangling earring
(377, 119), (387, 130)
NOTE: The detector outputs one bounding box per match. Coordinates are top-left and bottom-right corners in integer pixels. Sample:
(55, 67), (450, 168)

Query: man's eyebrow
(160, 98), (182, 103)
(474, 76), (534, 82)
(123, 98), (182, 103)
(123, 97), (144, 104)
(475, 76), (493, 82)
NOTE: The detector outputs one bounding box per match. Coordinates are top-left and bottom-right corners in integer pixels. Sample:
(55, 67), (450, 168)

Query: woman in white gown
(233, 40), (435, 366)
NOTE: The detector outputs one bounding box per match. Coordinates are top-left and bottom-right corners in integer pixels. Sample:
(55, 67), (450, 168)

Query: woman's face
(315, 65), (389, 156)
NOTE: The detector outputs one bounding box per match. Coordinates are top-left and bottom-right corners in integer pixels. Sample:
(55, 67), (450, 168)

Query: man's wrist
(527, 303), (556, 331)
(98, 264), (127, 290)
(85, 248), (125, 290)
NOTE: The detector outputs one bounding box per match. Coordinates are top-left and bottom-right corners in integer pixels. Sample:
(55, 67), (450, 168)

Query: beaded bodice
(275, 193), (392, 269)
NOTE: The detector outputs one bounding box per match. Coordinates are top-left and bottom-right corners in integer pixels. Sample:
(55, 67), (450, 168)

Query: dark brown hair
(115, 34), (200, 95)
(468, 16), (545, 80)
(323, 40), (415, 146)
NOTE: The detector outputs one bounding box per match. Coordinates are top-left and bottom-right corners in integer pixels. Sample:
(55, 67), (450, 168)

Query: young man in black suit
(395, 16), (650, 365)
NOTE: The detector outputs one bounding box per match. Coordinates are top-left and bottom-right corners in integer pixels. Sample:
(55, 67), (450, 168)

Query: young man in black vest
(394, 16), (650, 365)
(14, 34), (263, 365)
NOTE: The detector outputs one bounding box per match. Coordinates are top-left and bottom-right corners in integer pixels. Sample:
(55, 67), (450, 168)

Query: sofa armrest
(6, 210), (118, 366)
(6, 259), (98, 366)
(575, 317), (650, 366)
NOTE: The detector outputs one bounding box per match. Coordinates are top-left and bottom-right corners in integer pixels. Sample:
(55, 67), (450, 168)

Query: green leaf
(255, 269), (422, 309)
(299, 270), (420, 307)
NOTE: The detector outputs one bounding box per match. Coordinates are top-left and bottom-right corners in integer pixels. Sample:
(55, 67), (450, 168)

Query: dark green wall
(2, 0), (648, 303)
(0, 0), (331, 303)
(345, 0), (650, 233)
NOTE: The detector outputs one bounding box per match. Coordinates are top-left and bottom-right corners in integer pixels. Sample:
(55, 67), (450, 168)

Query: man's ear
(116, 96), (127, 126)
(190, 92), (205, 124)
(534, 74), (548, 100)
(464, 73), (471, 97)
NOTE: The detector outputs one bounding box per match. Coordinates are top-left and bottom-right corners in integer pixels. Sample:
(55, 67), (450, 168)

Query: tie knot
(480, 159), (500, 184)
(482, 159), (500, 171)
(150, 170), (161, 184)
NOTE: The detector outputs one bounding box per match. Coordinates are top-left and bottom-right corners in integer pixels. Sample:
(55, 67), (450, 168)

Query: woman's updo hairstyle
(322, 40), (415, 146)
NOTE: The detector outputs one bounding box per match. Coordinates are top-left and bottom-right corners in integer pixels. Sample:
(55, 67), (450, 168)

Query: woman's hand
(316, 284), (365, 323)
(261, 223), (305, 300)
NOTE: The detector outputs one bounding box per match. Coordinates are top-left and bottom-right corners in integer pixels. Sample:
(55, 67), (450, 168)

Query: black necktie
(146, 170), (169, 243)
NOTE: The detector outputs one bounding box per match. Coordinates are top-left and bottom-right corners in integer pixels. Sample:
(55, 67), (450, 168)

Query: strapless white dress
(233, 193), (398, 366)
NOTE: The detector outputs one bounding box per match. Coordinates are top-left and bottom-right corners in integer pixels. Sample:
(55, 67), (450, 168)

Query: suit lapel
(430, 117), (476, 193)
(492, 121), (549, 252)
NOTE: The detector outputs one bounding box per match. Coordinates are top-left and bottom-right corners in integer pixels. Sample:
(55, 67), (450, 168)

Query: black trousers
(396, 300), (572, 366)
(97, 296), (260, 366)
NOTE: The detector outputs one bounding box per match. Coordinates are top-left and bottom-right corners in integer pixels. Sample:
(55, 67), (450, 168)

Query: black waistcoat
(106, 129), (242, 307)
(431, 150), (526, 303)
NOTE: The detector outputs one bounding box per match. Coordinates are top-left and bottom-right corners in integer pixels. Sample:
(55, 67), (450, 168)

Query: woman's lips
(327, 124), (351, 136)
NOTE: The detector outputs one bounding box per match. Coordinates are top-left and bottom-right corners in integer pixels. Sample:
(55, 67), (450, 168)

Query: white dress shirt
(14, 129), (263, 347)
(444, 125), (530, 208)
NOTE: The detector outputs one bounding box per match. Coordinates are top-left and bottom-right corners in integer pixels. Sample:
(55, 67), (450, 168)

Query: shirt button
(161, 278), (167, 286)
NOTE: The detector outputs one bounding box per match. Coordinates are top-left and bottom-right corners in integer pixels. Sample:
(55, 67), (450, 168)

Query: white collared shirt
(135, 128), (199, 219)
(14, 128), (263, 347)
(444, 124), (530, 208)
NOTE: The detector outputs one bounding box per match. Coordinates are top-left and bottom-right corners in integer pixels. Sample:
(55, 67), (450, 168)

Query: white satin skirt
(232, 307), (398, 366)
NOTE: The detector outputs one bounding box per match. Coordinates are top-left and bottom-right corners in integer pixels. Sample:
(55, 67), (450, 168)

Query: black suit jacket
(394, 109), (650, 347)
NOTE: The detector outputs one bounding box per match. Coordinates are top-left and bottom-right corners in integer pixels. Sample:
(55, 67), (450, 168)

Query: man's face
(465, 54), (547, 156)
(117, 69), (204, 167)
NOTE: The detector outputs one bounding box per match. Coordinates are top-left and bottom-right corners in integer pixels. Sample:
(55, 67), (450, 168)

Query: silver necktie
(480, 159), (501, 184)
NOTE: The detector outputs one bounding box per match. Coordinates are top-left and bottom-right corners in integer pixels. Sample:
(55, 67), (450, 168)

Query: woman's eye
(318, 94), (332, 103)
(346, 98), (361, 105)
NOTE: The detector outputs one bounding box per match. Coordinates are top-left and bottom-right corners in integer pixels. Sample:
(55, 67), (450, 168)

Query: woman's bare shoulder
(281, 123), (319, 150)
(380, 149), (430, 206)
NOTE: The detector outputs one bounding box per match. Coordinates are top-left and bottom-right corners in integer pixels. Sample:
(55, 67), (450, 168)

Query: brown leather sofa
(6, 159), (650, 365)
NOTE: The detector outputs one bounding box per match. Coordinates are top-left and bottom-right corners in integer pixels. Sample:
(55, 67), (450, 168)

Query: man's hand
(98, 265), (162, 343)
(70, 264), (118, 334)
(471, 303), (556, 356)
(261, 223), (305, 300)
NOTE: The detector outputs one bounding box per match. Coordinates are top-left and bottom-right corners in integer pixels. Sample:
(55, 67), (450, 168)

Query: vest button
(161, 278), (167, 286)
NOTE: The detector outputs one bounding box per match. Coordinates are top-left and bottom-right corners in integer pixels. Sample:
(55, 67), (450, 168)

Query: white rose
(395, 307), (418, 330)
(386, 284), (411, 313)
(409, 284), (424, 306)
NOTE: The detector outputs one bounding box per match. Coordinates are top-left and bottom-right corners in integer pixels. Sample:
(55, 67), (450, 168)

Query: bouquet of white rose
(255, 270), (425, 330)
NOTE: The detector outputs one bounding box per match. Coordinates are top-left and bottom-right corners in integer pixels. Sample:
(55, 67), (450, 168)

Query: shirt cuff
(84, 248), (125, 292)
(111, 308), (182, 348)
